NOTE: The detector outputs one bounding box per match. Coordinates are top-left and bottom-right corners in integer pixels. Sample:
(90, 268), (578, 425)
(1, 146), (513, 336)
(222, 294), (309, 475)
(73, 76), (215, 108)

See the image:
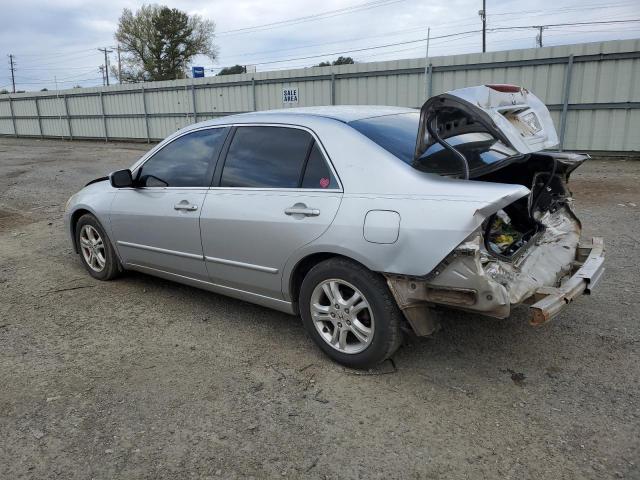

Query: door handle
(285, 206), (320, 217)
(174, 203), (198, 211)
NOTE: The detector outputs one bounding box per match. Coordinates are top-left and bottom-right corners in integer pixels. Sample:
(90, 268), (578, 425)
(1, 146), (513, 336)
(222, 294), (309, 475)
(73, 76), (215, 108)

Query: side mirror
(109, 169), (134, 188)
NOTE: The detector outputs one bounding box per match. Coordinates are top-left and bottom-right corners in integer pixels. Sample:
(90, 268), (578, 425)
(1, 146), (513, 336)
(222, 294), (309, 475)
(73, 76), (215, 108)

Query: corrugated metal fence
(1, 39), (639, 152)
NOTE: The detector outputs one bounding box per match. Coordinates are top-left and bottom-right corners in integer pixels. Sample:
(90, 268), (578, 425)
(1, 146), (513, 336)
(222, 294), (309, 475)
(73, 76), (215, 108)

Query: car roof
(245, 105), (416, 123)
(232, 105), (416, 123)
(174, 105), (417, 137)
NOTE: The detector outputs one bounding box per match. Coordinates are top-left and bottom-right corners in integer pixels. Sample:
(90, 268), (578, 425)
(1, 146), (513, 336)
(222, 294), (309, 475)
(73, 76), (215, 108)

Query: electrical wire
(209, 18), (640, 68)
(9, 12), (640, 89)
(217, 0), (406, 36)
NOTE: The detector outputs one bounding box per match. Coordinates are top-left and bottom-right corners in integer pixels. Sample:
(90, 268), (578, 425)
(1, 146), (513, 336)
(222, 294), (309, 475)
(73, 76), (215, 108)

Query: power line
(221, 20), (478, 61)
(211, 18), (640, 68)
(217, 0), (406, 36)
(9, 16), (640, 90)
(15, 77), (104, 86)
(488, 0), (637, 17)
(13, 47), (99, 58)
(491, 18), (640, 32)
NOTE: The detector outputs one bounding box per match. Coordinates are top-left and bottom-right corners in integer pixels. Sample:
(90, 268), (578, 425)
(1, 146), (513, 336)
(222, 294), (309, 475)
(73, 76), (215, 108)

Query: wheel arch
(69, 208), (94, 253)
(287, 251), (374, 314)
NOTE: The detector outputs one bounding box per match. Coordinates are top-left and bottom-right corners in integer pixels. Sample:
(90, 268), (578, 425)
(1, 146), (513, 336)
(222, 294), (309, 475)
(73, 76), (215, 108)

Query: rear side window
(301, 143), (337, 189)
(221, 126), (336, 189)
(138, 128), (228, 187)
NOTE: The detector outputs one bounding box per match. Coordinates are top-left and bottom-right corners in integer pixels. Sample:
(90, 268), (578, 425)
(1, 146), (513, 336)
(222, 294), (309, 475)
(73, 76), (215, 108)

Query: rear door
(110, 127), (229, 280)
(200, 125), (342, 299)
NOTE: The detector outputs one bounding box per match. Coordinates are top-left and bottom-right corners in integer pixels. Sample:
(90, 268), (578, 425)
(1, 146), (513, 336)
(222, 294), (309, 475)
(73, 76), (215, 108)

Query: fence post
(99, 91), (108, 142)
(427, 64), (434, 99)
(191, 84), (197, 123)
(558, 54), (574, 152)
(251, 78), (256, 111)
(330, 73), (336, 105)
(34, 97), (43, 138)
(141, 85), (150, 143)
(63, 94), (72, 140)
(8, 97), (17, 138)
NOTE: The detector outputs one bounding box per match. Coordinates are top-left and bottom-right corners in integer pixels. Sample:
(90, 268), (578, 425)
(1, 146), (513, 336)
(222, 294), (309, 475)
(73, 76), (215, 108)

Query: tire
(75, 213), (121, 281)
(299, 257), (403, 369)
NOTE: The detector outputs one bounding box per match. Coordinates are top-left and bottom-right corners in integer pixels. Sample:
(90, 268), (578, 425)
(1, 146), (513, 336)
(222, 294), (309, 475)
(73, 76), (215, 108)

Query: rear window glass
(349, 113), (517, 176)
(349, 113), (419, 164)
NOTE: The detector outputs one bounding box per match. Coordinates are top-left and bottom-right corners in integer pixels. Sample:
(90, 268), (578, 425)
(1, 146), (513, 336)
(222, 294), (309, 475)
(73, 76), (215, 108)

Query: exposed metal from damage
(386, 203), (603, 334)
(529, 237), (605, 325)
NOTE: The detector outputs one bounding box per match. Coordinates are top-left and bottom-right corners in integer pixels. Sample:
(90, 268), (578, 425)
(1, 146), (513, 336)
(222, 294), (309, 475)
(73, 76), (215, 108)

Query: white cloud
(1, 0), (638, 91)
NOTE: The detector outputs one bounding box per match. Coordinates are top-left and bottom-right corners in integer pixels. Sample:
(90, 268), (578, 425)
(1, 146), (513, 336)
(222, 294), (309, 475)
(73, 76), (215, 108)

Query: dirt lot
(0, 137), (638, 479)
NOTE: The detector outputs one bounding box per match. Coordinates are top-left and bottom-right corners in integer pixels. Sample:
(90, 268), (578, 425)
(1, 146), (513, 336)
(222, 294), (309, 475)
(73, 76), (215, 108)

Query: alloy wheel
(310, 279), (374, 354)
(79, 224), (106, 272)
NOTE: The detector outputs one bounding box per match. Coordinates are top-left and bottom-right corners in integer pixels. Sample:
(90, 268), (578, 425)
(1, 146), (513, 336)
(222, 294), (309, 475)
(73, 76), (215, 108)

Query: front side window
(220, 126), (314, 188)
(138, 128), (228, 187)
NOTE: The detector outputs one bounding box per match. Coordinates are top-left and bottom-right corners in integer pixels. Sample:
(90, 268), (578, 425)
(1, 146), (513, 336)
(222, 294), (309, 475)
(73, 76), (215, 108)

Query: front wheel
(299, 258), (403, 369)
(75, 213), (121, 281)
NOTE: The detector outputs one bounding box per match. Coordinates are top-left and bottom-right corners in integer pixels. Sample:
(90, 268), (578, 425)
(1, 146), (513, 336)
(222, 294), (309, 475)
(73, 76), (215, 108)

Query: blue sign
(192, 66), (205, 78)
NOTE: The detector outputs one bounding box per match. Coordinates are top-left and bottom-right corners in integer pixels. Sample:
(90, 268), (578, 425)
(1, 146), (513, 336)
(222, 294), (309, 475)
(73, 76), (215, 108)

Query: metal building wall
(1, 39), (638, 151)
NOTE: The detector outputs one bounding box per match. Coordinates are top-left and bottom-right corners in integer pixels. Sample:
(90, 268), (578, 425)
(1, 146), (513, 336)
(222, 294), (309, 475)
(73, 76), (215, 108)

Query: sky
(1, 0), (639, 91)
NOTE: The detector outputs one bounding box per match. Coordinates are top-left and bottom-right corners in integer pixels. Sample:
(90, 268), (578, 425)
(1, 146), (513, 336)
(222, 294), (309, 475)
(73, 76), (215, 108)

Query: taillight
(486, 84), (522, 93)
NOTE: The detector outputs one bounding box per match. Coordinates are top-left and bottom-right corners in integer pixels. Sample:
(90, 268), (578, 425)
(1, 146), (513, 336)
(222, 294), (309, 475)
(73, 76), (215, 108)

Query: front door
(200, 125), (342, 299)
(110, 127), (229, 280)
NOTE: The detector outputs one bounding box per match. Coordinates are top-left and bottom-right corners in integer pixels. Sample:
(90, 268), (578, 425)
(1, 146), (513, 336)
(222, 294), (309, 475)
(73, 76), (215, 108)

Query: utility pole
(98, 65), (106, 86)
(117, 44), (122, 83)
(479, 0), (486, 53)
(536, 26), (545, 48)
(97, 47), (113, 86)
(423, 26), (431, 100)
(8, 54), (16, 93)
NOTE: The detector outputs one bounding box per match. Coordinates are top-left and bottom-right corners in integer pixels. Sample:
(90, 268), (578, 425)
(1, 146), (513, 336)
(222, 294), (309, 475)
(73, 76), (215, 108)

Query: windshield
(349, 112), (519, 177)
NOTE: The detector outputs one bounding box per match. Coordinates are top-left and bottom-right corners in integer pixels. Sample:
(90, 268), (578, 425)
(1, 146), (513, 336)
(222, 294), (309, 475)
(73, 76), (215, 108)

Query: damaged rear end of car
(384, 84), (605, 335)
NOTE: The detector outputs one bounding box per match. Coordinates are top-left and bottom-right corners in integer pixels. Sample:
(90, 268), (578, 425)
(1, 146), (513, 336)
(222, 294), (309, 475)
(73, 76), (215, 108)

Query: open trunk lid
(413, 84), (563, 178)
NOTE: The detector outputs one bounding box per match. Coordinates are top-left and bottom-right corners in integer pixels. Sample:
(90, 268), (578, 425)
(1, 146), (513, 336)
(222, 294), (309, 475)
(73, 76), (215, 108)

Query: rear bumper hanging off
(385, 235), (605, 337)
(528, 237), (605, 326)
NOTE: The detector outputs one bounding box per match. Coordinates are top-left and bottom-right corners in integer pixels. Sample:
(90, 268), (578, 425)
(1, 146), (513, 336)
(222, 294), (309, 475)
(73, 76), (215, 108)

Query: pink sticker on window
(319, 177), (330, 188)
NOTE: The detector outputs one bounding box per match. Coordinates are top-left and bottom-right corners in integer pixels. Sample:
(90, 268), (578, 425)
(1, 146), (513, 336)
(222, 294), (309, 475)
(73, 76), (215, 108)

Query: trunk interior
(413, 96), (586, 260)
(475, 153), (579, 259)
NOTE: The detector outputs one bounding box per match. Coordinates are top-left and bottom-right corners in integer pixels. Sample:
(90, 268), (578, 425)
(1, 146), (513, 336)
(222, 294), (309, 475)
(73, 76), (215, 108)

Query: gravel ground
(0, 137), (638, 480)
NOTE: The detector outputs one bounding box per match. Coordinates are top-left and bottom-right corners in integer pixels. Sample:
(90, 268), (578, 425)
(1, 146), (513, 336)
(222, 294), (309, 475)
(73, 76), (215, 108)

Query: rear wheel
(75, 214), (120, 281)
(299, 258), (403, 369)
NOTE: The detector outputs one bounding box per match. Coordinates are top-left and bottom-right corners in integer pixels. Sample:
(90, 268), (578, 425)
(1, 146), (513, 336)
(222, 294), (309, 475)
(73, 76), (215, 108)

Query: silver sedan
(65, 85), (604, 368)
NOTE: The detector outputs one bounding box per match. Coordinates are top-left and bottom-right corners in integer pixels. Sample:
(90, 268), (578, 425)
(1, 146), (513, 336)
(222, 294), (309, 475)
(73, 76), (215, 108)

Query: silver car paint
(110, 187), (209, 280)
(65, 105), (533, 314)
(447, 86), (559, 153)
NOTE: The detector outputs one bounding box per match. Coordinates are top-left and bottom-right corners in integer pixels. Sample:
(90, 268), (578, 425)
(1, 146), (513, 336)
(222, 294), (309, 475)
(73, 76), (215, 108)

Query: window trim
(131, 125), (232, 190)
(211, 123), (343, 192)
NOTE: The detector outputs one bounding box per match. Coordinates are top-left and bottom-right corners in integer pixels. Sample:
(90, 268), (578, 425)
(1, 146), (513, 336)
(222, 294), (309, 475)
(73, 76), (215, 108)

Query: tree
(217, 65), (246, 76)
(115, 4), (217, 82)
(334, 56), (354, 65)
(316, 56), (355, 67)
(0, 89), (8, 95)
(40, 88), (48, 91)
